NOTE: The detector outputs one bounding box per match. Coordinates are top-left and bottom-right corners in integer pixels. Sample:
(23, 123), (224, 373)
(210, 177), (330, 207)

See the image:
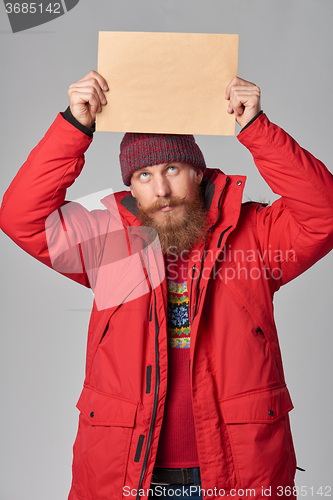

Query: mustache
(139, 194), (187, 214)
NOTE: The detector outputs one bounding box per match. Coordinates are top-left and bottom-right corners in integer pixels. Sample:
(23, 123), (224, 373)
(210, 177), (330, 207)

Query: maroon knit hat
(119, 133), (206, 186)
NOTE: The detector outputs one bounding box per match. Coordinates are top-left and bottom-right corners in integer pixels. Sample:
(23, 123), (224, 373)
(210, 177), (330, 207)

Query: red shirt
(154, 254), (199, 468)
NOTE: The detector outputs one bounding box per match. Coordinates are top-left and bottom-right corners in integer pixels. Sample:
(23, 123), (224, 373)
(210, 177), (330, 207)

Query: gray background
(0, 1), (332, 498)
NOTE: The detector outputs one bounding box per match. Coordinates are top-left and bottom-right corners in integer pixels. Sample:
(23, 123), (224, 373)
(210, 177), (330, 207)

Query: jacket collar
(100, 168), (246, 248)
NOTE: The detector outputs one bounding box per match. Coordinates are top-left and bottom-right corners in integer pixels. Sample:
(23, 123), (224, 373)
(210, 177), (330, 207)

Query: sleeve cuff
(239, 110), (264, 134)
(61, 106), (95, 137)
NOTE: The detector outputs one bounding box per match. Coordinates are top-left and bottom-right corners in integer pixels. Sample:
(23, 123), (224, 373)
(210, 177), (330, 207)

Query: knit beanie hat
(119, 133), (206, 186)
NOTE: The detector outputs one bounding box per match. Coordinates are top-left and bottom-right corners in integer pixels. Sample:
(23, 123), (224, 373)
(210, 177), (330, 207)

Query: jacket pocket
(76, 385), (138, 426)
(70, 386), (138, 500)
(219, 385), (296, 492)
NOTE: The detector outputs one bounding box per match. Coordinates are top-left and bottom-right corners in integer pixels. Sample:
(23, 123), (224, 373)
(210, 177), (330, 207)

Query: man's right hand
(68, 70), (109, 128)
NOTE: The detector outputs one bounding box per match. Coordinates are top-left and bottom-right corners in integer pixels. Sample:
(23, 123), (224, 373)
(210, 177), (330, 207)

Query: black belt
(151, 467), (200, 485)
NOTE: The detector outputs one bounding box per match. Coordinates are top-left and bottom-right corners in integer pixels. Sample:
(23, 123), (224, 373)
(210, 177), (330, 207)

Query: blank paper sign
(96, 31), (239, 136)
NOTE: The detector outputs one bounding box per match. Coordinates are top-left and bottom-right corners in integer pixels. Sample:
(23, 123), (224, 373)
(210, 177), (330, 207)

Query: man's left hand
(225, 77), (261, 129)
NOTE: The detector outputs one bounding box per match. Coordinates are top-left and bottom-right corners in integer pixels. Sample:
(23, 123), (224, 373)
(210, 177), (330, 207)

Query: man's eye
(168, 166), (177, 172)
(140, 172), (149, 179)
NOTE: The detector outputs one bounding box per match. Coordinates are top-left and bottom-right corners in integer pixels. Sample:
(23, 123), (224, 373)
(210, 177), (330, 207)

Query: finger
(69, 81), (107, 106)
(228, 98), (255, 116)
(227, 87), (260, 114)
(69, 79), (108, 102)
(225, 77), (257, 100)
(225, 76), (238, 100)
(76, 70), (109, 91)
(70, 90), (102, 114)
(228, 88), (261, 107)
(77, 92), (101, 113)
(69, 87), (104, 112)
(229, 86), (260, 96)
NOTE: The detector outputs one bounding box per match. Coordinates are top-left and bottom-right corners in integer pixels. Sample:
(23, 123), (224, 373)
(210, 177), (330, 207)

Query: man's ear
(130, 184), (136, 198)
(195, 170), (204, 184)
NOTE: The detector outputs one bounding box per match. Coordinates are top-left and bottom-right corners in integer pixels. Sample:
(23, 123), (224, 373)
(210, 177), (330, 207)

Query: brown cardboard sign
(96, 31), (239, 135)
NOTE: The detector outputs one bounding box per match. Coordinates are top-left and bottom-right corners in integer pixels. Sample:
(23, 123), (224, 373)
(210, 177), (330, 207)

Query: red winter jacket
(1, 112), (333, 500)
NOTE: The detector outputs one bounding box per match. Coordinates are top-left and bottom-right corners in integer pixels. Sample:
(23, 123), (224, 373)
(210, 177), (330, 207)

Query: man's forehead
(140, 162), (194, 171)
(142, 162), (171, 170)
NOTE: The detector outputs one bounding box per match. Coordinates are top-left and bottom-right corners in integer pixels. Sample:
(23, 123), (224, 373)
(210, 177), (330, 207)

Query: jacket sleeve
(0, 113), (110, 288)
(237, 112), (333, 290)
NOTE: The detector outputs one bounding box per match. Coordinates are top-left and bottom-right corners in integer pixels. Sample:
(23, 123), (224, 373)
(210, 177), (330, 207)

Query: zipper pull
(189, 264), (196, 320)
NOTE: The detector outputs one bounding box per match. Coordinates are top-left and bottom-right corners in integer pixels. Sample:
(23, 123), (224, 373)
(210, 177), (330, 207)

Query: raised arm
(0, 71), (109, 287)
(226, 77), (333, 289)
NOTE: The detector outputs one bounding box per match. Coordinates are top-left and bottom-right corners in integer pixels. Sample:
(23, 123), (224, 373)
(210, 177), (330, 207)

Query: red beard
(136, 184), (208, 255)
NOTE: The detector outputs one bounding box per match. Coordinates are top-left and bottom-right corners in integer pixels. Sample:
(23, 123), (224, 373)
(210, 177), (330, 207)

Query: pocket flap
(76, 385), (138, 427)
(220, 385), (293, 424)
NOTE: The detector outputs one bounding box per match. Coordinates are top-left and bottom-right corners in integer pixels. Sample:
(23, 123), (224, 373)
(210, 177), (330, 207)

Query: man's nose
(154, 175), (171, 198)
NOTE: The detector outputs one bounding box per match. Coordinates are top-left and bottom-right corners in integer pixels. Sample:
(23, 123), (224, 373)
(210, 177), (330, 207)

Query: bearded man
(1, 71), (333, 500)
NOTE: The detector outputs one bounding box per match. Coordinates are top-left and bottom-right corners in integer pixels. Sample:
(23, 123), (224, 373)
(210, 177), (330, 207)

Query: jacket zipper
(136, 177), (231, 491)
(136, 254), (160, 498)
(191, 177), (230, 321)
